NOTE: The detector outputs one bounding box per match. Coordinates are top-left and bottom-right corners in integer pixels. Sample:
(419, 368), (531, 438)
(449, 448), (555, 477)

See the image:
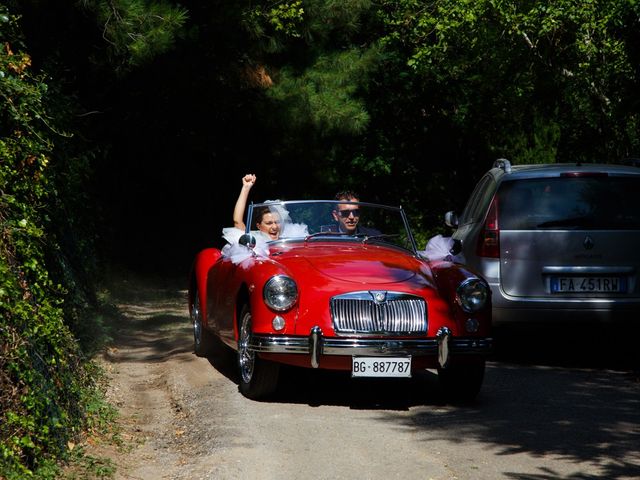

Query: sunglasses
(338, 208), (360, 218)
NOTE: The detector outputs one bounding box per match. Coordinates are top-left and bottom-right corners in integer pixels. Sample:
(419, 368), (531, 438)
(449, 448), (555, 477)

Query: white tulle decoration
(420, 234), (465, 263)
(221, 227), (270, 264)
(220, 203), (308, 265)
(222, 227), (243, 246)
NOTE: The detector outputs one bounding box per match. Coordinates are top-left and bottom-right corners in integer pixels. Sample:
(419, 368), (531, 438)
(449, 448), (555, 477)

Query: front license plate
(352, 356), (412, 378)
(550, 276), (627, 293)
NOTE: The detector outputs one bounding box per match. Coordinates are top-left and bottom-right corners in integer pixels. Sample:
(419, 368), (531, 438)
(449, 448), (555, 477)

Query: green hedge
(0, 7), (100, 478)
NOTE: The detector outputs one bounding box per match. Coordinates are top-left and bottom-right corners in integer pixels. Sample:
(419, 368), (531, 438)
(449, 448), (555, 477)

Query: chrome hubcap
(238, 311), (254, 383)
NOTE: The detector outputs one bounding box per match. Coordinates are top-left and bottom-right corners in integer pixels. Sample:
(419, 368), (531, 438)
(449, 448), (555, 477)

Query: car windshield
(247, 200), (417, 252)
(498, 176), (640, 230)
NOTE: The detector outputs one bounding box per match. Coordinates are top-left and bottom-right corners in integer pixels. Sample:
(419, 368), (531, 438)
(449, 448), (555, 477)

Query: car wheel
(191, 290), (215, 357)
(437, 359), (485, 403)
(237, 304), (279, 400)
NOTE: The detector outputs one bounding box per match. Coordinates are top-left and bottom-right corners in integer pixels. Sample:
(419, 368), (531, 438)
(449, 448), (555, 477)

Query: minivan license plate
(352, 357), (411, 378)
(550, 276), (626, 293)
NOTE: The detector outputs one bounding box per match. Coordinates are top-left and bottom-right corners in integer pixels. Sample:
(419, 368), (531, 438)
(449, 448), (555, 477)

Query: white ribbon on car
(420, 234), (465, 263)
(221, 227), (270, 264)
(220, 202), (309, 264)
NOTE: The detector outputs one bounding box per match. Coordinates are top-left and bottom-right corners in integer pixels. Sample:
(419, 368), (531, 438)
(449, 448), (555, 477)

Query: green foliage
(302, 0), (373, 44)
(0, 6), (107, 478)
(245, 0), (372, 49)
(79, 0), (188, 71)
(498, 114), (562, 166)
(240, 0), (383, 197)
(269, 47), (379, 136)
(375, 0), (640, 164)
(246, 0), (378, 137)
(268, 0), (305, 38)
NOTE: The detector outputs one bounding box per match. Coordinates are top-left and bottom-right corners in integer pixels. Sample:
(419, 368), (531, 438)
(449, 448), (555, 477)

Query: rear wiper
(536, 216), (590, 228)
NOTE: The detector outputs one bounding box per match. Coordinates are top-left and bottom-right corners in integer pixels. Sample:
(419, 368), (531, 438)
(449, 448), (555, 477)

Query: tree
(376, 0), (640, 165)
(0, 6), (94, 475)
(1, 1), (190, 475)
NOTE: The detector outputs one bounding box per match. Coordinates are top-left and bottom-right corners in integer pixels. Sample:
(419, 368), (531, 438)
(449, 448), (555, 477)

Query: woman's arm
(233, 174), (256, 230)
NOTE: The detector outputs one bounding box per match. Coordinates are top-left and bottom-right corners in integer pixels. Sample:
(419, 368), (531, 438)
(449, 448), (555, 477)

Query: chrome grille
(330, 291), (427, 335)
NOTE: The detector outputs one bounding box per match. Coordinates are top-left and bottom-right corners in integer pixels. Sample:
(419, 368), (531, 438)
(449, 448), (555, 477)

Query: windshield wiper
(304, 231), (352, 241)
(362, 234), (399, 244)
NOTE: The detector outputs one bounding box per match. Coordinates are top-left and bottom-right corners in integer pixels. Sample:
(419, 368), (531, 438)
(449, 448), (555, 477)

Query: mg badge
(371, 291), (387, 304)
(583, 236), (594, 250)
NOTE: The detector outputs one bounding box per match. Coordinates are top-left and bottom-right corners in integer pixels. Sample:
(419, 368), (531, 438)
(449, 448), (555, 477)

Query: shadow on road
(491, 323), (640, 372)
(205, 343), (445, 410)
(375, 325), (640, 480)
(275, 367), (444, 410)
(104, 273), (640, 479)
(202, 324), (640, 478)
(380, 359), (640, 479)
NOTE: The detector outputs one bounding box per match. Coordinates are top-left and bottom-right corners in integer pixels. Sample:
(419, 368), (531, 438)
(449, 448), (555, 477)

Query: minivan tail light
(476, 195), (499, 258)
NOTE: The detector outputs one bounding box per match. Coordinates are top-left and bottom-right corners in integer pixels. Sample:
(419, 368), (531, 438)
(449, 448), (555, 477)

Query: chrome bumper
(249, 326), (492, 369)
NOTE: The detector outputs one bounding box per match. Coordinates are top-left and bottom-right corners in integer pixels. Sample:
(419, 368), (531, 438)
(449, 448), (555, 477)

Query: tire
(237, 304), (280, 400)
(438, 359), (485, 403)
(191, 290), (215, 357)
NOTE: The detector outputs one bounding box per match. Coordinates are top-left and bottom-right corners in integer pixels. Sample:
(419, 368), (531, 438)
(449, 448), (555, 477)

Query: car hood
(275, 243), (419, 284)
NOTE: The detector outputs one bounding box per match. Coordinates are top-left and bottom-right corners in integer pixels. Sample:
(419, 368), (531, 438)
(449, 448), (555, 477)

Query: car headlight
(456, 278), (489, 313)
(263, 275), (298, 312)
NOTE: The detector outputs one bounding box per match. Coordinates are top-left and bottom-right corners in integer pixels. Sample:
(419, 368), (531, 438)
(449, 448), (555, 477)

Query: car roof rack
(493, 158), (512, 174)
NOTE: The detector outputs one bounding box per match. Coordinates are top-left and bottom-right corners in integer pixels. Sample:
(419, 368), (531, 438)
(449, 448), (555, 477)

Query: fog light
(465, 318), (479, 333)
(272, 316), (286, 331)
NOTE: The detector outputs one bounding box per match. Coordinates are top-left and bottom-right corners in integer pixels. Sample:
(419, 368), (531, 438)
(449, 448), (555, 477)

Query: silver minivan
(445, 159), (640, 325)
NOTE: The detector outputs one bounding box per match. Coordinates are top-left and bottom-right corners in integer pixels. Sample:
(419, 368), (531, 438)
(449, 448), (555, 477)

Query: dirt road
(95, 275), (640, 480)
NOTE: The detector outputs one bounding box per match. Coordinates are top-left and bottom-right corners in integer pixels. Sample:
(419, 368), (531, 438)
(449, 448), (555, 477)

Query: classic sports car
(189, 200), (492, 401)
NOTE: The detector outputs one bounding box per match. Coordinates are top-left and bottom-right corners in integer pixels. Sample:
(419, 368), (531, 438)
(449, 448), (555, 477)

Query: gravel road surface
(92, 275), (640, 480)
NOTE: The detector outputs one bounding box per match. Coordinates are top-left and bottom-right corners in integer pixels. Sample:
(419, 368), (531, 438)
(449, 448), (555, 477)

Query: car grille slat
(330, 292), (427, 335)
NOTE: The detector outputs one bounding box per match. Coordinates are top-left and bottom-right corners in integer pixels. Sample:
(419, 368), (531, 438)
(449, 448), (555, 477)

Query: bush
(0, 7), (102, 477)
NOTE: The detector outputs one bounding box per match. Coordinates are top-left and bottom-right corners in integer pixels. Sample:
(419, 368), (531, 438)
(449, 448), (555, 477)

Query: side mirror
(239, 234), (256, 249)
(449, 238), (462, 256)
(444, 211), (459, 229)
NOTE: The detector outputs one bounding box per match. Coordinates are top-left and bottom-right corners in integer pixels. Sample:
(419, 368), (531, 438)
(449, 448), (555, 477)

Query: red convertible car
(189, 200), (492, 401)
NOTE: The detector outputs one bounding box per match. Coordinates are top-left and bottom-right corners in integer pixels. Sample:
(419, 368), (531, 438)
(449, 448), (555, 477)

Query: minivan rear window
(498, 176), (640, 230)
